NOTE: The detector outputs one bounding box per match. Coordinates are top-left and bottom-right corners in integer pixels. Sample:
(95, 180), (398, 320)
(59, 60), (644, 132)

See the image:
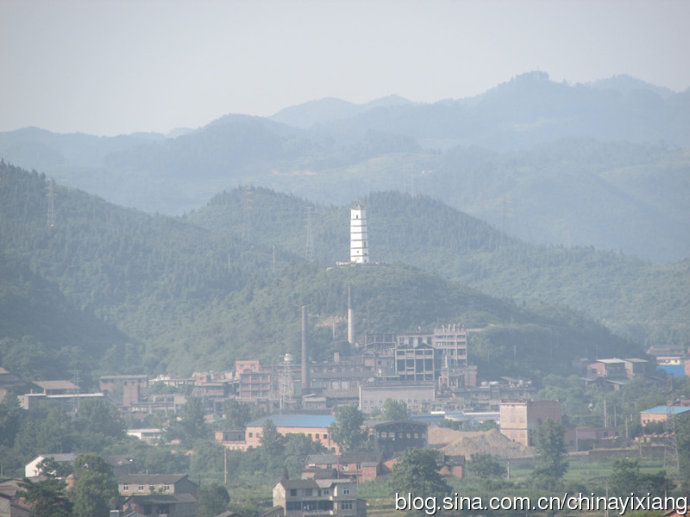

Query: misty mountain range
(1, 71), (688, 264)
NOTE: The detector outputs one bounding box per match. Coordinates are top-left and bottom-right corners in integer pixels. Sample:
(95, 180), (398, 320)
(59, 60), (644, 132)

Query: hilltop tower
(350, 202), (369, 264)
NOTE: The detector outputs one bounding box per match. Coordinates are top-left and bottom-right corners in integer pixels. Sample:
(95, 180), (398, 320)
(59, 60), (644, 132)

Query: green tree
(609, 459), (669, 497)
(467, 453), (506, 479)
(223, 399), (252, 430)
(284, 433), (326, 478)
(328, 406), (367, 452)
(260, 419), (286, 473)
(0, 394), (21, 448)
(197, 483), (231, 517)
(20, 477), (72, 517)
(381, 399), (409, 421)
(71, 453), (119, 517)
(531, 419), (568, 488)
(168, 397), (208, 445)
(390, 448), (450, 500)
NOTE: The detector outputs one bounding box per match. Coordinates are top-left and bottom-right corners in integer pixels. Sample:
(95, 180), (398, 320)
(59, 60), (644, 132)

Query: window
(138, 485), (145, 491)
(342, 502), (353, 510)
(323, 434), (327, 439)
(290, 489), (297, 497)
(123, 484), (129, 491)
(163, 484), (170, 491)
(343, 488), (350, 495)
(248, 432), (253, 437)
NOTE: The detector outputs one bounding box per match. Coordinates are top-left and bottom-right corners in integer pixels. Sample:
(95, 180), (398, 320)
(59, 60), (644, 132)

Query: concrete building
(303, 453), (384, 483)
(359, 383), (435, 414)
(639, 405), (690, 425)
(118, 474), (198, 517)
(99, 374), (148, 407)
(126, 428), (163, 445)
(370, 420), (428, 458)
(245, 414), (338, 451)
(25, 453), (78, 478)
(499, 400), (562, 446)
(273, 478), (366, 517)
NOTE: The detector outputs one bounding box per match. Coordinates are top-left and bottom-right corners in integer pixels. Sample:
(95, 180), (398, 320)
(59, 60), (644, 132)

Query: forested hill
(1, 74), (688, 264)
(189, 188), (690, 349)
(0, 162), (639, 379)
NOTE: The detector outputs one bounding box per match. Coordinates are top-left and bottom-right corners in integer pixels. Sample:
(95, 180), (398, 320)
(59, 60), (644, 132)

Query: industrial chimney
(347, 285), (354, 345)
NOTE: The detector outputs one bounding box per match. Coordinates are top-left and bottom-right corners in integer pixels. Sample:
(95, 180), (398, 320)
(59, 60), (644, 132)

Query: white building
(350, 203), (369, 264)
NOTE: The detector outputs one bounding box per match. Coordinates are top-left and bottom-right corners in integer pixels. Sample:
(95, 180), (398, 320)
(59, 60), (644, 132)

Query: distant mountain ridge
(0, 72), (687, 263)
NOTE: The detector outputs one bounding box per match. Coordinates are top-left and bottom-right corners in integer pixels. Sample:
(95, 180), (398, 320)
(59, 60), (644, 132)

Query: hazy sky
(1, 0), (689, 136)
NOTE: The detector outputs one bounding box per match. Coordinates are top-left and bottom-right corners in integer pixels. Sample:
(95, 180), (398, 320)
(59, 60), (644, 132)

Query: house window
(163, 485), (170, 491)
(123, 484), (129, 491)
(248, 432), (253, 437)
(342, 502), (353, 510)
(290, 489), (297, 497)
(323, 434), (328, 439)
(138, 485), (145, 491)
(343, 488), (350, 495)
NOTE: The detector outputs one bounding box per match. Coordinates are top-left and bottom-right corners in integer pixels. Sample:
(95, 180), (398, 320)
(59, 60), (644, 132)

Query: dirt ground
(428, 427), (535, 458)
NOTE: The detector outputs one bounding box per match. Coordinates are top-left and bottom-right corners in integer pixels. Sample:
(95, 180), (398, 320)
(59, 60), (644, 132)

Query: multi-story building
(99, 374), (149, 407)
(359, 383), (435, 414)
(118, 474), (198, 517)
(303, 453), (383, 483)
(499, 400), (562, 446)
(273, 478), (366, 517)
(237, 360), (273, 400)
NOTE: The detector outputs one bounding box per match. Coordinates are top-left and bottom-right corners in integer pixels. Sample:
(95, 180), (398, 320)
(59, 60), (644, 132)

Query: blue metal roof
(657, 364), (685, 377)
(248, 414), (336, 428)
(641, 406), (690, 415)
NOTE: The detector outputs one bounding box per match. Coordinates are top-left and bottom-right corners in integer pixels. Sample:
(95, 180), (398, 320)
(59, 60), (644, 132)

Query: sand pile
(430, 427), (534, 459)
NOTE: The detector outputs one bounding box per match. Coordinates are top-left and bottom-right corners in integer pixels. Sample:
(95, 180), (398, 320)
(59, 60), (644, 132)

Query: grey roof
(278, 479), (318, 489)
(34, 380), (79, 390)
(118, 474), (189, 485)
(306, 452), (382, 466)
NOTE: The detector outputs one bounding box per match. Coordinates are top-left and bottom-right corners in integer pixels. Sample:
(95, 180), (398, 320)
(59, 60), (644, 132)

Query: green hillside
(0, 162), (639, 378)
(189, 188), (690, 349)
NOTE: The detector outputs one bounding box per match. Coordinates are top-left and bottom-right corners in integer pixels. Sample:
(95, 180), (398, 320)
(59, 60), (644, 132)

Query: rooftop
(248, 414), (336, 428)
(641, 406), (690, 415)
(118, 474), (189, 485)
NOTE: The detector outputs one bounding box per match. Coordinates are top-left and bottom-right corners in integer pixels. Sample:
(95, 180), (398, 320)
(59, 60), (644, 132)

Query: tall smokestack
(301, 305), (310, 392)
(347, 285), (354, 345)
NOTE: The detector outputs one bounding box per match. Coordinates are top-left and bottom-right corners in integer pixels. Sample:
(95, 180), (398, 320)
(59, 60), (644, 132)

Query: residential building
(25, 453), (77, 478)
(118, 474), (198, 517)
(273, 478), (366, 517)
(0, 479), (31, 517)
(303, 453), (383, 483)
(499, 400), (562, 446)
